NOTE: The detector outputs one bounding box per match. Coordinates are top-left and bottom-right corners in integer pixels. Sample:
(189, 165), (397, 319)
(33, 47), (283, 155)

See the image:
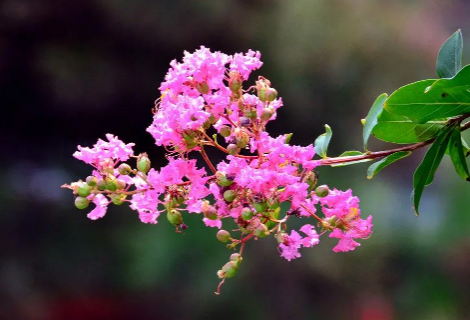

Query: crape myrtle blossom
(64, 46), (373, 293)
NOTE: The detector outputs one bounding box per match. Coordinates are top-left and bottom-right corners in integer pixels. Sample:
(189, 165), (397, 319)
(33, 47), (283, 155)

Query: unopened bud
(230, 253), (242, 263)
(260, 107), (274, 121)
(227, 144), (239, 155)
(219, 125), (231, 138)
(315, 185), (329, 198)
(105, 177), (118, 191)
(74, 196), (90, 210)
(77, 182), (91, 197)
(167, 209), (183, 226)
(137, 153), (151, 174)
(97, 179), (106, 191)
(241, 207), (253, 221)
(111, 194), (127, 205)
(265, 88), (278, 102)
(86, 176), (97, 187)
(245, 109), (257, 119)
(204, 206), (218, 220)
(257, 87), (267, 101)
(217, 261), (239, 279)
(223, 190), (236, 203)
(216, 172), (234, 187)
(229, 71), (242, 93)
(254, 223), (269, 238)
(235, 132), (250, 149)
(116, 180), (126, 190)
(217, 230), (231, 242)
(118, 163), (132, 175)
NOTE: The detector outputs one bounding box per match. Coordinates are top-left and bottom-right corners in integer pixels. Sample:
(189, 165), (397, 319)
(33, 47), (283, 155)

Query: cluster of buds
(63, 47), (373, 294)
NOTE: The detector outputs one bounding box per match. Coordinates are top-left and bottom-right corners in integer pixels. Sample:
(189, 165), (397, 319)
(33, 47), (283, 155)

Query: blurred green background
(2, 0), (470, 319)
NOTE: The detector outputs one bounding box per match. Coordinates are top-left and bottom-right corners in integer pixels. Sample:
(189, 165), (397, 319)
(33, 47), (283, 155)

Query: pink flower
(203, 218), (222, 229)
(73, 134), (135, 165)
(230, 50), (263, 80)
(130, 190), (162, 224)
(299, 224), (320, 248)
(279, 230), (303, 261)
(86, 194), (109, 220)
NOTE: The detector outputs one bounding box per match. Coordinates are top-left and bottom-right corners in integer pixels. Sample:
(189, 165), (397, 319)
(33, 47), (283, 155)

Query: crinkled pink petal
(86, 194), (109, 220)
(203, 218), (222, 229)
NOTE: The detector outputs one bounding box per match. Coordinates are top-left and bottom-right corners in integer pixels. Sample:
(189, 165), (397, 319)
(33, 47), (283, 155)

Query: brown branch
(320, 117), (470, 166)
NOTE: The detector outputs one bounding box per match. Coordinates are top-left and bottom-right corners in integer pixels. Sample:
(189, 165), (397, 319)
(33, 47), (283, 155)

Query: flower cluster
(63, 47), (373, 293)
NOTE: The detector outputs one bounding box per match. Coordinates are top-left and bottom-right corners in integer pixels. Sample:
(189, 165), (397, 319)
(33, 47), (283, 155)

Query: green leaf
(448, 125), (470, 181)
(331, 151), (372, 167)
(412, 124), (455, 215)
(366, 151), (411, 179)
(314, 124), (332, 158)
(385, 68), (470, 124)
(436, 29), (463, 78)
(363, 93), (388, 151)
(372, 108), (443, 144)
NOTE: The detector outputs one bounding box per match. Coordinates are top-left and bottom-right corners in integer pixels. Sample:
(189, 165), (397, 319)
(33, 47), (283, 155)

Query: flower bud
(254, 223), (269, 238)
(216, 172), (234, 187)
(116, 180), (126, 190)
(315, 185), (329, 198)
(227, 144), (239, 155)
(137, 153), (151, 174)
(105, 177), (118, 191)
(230, 253), (242, 263)
(77, 182), (91, 197)
(265, 88), (278, 102)
(217, 261), (239, 279)
(245, 109), (257, 120)
(257, 87), (266, 101)
(204, 206), (218, 220)
(241, 207), (253, 221)
(223, 190), (236, 203)
(260, 107), (274, 121)
(217, 230), (231, 242)
(111, 194), (127, 205)
(86, 176), (97, 187)
(196, 81), (209, 94)
(219, 125), (231, 138)
(118, 163), (132, 175)
(97, 179), (106, 191)
(252, 195), (267, 213)
(75, 196), (89, 210)
(228, 71), (242, 93)
(235, 132), (250, 149)
(167, 209), (183, 226)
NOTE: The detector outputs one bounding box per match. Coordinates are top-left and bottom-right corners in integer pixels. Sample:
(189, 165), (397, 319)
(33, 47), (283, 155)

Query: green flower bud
(252, 199), (267, 214)
(254, 223), (269, 238)
(235, 132), (250, 149)
(257, 87), (267, 101)
(217, 230), (231, 243)
(137, 153), (151, 174)
(105, 177), (118, 191)
(223, 190), (236, 203)
(75, 196), (89, 210)
(219, 125), (231, 138)
(315, 185), (329, 198)
(118, 163), (132, 175)
(265, 88), (278, 102)
(196, 81), (209, 94)
(227, 144), (239, 155)
(77, 182), (91, 197)
(241, 207), (254, 221)
(260, 107), (274, 121)
(217, 261), (239, 279)
(111, 194), (127, 205)
(230, 253), (241, 263)
(228, 71), (242, 93)
(245, 109), (257, 119)
(86, 176), (97, 187)
(216, 172), (234, 187)
(204, 206), (218, 220)
(167, 209), (183, 226)
(116, 180), (126, 190)
(97, 179), (106, 191)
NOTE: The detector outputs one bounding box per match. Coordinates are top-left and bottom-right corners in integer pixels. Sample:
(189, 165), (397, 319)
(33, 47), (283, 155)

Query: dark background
(2, 1), (470, 319)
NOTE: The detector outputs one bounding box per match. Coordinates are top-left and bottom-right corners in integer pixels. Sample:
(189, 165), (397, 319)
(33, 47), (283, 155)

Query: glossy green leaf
(448, 125), (470, 181)
(363, 93), (388, 151)
(412, 124), (454, 215)
(331, 151), (372, 167)
(366, 151), (411, 179)
(314, 124), (332, 158)
(385, 68), (470, 124)
(436, 29), (463, 78)
(372, 108), (443, 144)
